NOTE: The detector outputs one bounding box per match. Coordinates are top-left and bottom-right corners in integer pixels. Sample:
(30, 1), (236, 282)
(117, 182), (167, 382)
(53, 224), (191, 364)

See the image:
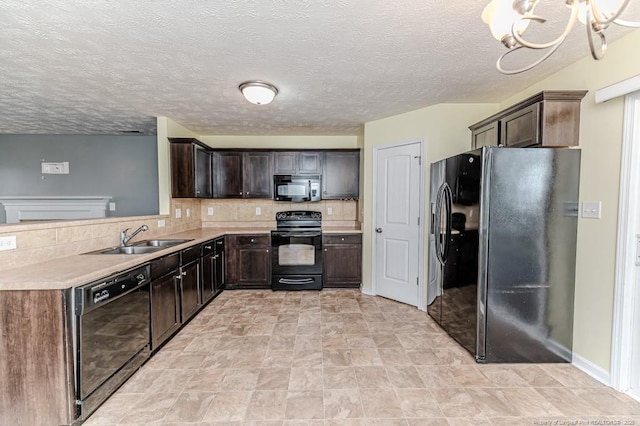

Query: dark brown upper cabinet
(274, 151), (323, 174)
(169, 138), (213, 198)
(322, 150), (360, 199)
(469, 90), (587, 149)
(213, 151), (273, 198)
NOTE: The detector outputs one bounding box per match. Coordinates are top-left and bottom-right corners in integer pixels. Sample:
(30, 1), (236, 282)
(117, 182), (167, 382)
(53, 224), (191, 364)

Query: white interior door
(374, 142), (422, 306)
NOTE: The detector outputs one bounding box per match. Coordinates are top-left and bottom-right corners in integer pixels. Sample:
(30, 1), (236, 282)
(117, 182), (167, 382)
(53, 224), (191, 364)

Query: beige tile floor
(85, 290), (640, 425)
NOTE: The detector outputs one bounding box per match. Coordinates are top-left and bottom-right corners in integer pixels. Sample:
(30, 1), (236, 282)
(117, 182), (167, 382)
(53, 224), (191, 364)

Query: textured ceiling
(0, 0), (638, 135)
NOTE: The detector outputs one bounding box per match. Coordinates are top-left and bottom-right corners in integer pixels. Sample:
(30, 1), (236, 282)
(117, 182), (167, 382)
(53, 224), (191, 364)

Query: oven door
(271, 230), (322, 276)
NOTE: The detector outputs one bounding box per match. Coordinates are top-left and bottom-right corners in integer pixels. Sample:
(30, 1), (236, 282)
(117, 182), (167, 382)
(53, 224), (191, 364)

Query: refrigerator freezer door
(481, 147), (580, 362)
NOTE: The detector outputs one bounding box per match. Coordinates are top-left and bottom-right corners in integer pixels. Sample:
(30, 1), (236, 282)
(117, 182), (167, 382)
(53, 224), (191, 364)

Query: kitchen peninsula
(0, 196), (362, 425)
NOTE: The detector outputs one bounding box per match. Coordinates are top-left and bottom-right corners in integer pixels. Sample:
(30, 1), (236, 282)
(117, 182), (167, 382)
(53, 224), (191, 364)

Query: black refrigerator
(427, 146), (581, 363)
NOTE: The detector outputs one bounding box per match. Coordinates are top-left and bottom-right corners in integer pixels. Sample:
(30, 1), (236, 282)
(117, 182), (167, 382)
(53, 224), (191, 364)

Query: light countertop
(0, 226), (361, 291)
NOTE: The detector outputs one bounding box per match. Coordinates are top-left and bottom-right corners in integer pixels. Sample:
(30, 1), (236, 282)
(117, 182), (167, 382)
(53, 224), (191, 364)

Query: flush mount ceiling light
(482, 0), (640, 74)
(239, 81), (279, 105)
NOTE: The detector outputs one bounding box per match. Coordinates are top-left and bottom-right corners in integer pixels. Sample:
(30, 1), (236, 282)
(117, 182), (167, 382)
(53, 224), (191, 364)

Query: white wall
(362, 103), (500, 302)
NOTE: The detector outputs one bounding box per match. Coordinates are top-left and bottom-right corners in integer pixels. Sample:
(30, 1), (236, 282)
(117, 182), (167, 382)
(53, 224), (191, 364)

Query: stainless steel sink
(98, 246), (165, 255)
(134, 238), (193, 247)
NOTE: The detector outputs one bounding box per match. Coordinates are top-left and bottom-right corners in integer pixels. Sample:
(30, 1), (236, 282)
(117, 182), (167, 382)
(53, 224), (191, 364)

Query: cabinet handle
(324, 248), (327, 252)
(175, 275), (182, 280)
(205, 246), (212, 249)
(250, 238), (254, 243)
(246, 192), (250, 195)
(266, 249), (269, 253)
(341, 238), (345, 241)
(182, 271), (187, 276)
(239, 192), (243, 195)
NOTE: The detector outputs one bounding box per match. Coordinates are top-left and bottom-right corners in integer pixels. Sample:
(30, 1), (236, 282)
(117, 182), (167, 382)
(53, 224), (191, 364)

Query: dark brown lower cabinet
(202, 237), (226, 302)
(323, 233), (362, 288)
(225, 234), (271, 289)
(150, 253), (181, 350)
(180, 259), (200, 321)
(0, 289), (76, 426)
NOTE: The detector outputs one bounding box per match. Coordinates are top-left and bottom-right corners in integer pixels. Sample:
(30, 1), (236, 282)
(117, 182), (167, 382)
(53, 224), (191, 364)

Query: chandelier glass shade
(239, 81), (279, 105)
(482, 0), (640, 74)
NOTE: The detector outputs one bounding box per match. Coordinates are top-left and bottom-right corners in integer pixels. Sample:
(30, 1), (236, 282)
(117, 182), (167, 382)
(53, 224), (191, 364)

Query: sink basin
(134, 238), (193, 247)
(97, 246), (165, 255)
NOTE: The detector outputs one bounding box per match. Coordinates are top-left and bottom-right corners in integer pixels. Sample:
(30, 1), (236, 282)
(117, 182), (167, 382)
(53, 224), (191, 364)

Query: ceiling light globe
(239, 81), (279, 105)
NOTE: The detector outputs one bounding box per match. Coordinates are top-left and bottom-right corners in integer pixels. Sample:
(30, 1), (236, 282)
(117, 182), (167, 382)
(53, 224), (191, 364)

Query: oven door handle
(278, 278), (316, 284)
(277, 233), (322, 238)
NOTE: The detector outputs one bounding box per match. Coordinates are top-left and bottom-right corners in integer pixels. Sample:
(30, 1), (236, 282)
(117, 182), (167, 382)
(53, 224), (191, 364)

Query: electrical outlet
(109, 202), (116, 211)
(207, 207), (214, 216)
(0, 236), (17, 251)
(327, 207), (333, 215)
(186, 208), (191, 218)
(255, 207), (261, 216)
(175, 208), (182, 219)
(158, 219), (166, 228)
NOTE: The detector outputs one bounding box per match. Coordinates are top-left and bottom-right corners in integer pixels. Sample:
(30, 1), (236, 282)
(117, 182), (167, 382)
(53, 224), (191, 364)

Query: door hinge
(416, 277), (419, 286)
(414, 155), (421, 165)
(417, 217), (420, 226)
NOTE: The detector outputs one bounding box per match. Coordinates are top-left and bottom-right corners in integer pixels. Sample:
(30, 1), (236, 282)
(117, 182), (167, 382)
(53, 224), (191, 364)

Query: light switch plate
(255, 207), (261, 215)
(582, 201), (602, 219)
(175, 208), (182, 219)
(207, 207), (214, 216)
(186, 208), (191, 218)
(158, 219), (166, 228)
(0, 236), (17, 251)
(109, 202), (116, 211)
(327, 207), (333, 215)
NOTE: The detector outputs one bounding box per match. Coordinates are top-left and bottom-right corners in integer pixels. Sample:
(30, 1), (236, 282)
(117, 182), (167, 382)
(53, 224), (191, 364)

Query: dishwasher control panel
(75, 264), (150, 314)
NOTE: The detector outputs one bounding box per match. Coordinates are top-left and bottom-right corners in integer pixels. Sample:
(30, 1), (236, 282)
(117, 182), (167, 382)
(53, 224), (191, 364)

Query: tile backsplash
(200, 199), (359, 228)
(0, 199), (201, 272)
(0, 198), (360, 272)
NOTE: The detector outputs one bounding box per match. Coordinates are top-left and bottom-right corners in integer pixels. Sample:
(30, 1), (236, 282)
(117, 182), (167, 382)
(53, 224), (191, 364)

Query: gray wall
(0, 134), (159, 223)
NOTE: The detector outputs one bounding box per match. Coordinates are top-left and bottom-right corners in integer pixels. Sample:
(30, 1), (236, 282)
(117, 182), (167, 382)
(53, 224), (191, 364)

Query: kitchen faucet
(120, 225), (149, 246)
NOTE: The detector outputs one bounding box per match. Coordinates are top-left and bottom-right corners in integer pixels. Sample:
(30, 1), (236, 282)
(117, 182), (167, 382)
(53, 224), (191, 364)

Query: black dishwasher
(74, 264), (151, 421)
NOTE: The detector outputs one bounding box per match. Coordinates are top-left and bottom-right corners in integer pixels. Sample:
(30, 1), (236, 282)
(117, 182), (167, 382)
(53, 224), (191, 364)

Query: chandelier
(482, 0), (640, 74)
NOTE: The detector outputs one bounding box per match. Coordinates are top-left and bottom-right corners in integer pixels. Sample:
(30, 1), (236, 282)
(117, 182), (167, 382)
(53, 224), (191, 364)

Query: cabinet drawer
(201, 240), (215, 256)
(236, 235), (270, 246)
(181, 245), (200, 265)
(323, 234), (362, 245)
(150, 252), (180, 280)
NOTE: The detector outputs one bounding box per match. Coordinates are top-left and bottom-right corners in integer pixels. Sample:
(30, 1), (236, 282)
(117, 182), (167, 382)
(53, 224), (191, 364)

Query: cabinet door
(170, 143), (195, 198)
(202, 251), (215, 303)
(298, 152), (322, 174)
(226, 235), (271, 289)
(322, 152), (360, 199)
(151, 273), (180, 350)
(323, 234), (362, 288)
(214, 238), (225, 291)
(471, 121), (499, 149)
(274, 152), (297, 174)
(180, 261), (200, 322)
(215, 249), (225, 291)
(215, 152), (244, 198)
(195, 147), (213, 198)
(500, 103), (540, 147)
(243, 152), (273, 198)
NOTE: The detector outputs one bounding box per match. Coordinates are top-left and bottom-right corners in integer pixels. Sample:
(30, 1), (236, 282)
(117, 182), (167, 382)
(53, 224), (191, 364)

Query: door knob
(376, 228), (383, 233)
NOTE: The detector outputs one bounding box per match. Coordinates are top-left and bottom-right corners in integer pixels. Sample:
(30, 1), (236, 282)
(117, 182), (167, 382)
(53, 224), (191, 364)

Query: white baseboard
(360, 285), (375, 296)
(572, 353), (611, 386)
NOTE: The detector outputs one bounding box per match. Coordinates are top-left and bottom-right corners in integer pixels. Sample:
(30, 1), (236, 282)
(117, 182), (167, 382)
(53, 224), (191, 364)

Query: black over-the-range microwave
(274, 174), (321, 202)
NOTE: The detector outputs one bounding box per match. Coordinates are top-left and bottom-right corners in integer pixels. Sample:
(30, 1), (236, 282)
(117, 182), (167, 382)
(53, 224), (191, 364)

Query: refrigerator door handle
(434, 184), (445, 265)
(441, 183), (453, 263)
